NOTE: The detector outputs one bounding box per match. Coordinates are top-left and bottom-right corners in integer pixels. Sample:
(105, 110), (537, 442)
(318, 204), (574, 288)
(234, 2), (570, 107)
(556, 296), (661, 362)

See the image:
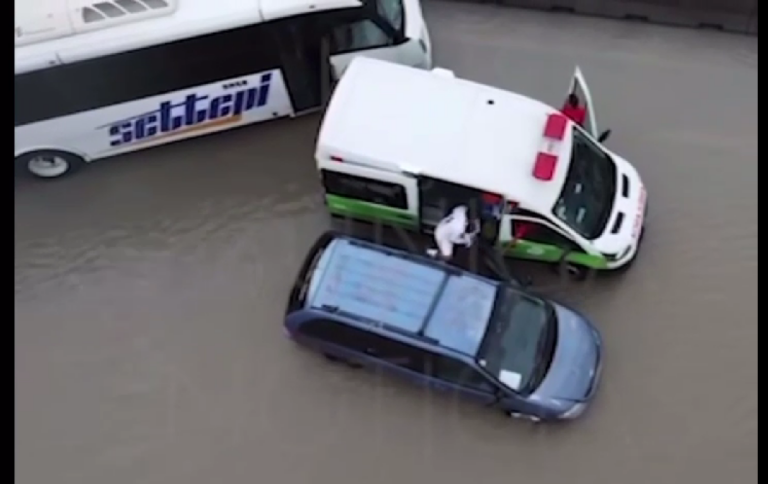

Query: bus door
(273, 19), (331, 114)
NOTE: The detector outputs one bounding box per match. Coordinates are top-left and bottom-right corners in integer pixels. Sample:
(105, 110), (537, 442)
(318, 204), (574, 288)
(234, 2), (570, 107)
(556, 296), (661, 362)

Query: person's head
(451, 205), (471, 231)
(451, 205), (468, 217)
(567, 93), (580, 107)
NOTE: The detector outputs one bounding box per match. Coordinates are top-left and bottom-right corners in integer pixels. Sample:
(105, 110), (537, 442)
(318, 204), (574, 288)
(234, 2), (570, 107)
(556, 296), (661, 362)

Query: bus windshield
(552, 128), (617, 240)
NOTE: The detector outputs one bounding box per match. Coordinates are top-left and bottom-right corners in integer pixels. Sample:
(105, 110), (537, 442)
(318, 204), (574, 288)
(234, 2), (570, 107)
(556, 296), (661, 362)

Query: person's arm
(458, 220), (482, 246)
(455, 233), (473, 246)
(447, 228), (471, 247)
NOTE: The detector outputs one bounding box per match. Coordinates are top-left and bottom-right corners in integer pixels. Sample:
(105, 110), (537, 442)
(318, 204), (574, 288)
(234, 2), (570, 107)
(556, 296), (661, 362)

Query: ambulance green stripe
(325, 195), (608, 269)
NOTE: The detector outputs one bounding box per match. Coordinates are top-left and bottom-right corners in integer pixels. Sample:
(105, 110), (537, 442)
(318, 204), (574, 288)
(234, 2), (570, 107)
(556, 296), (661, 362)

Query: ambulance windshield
(552, 129), (616, 240)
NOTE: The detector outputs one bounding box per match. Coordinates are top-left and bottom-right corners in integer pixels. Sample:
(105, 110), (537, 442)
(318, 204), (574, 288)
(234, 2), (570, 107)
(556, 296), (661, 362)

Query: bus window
(15, 23), (282, 127)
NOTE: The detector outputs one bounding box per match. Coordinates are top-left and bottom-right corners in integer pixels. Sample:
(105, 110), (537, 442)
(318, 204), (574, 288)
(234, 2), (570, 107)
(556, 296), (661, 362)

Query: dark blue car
(285, 232), (603, 422)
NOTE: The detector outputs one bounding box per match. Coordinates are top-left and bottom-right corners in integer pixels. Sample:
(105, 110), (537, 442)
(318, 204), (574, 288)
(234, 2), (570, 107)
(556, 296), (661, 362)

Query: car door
(566, 67), (599, 139)
(504, 216), (591, 265)
(427, 354), (497, 405)
(297, 318), (386, 363)
(371, 337), (433, 385)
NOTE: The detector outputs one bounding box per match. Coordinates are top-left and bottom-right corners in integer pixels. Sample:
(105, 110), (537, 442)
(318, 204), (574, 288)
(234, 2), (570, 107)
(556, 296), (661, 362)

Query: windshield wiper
(524, 315), (556, 393)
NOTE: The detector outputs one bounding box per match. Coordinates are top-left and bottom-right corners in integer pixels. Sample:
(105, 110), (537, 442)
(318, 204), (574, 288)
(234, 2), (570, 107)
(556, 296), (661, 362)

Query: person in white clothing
(427, 205), (479, 261)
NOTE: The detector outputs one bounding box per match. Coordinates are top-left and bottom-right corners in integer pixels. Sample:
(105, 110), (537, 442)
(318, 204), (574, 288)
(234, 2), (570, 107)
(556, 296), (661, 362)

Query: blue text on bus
(106, 72), (273, 147)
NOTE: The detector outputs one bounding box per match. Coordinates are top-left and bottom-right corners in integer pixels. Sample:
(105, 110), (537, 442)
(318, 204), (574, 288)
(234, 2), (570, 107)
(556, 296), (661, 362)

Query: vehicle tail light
(330, 156), (343, 162)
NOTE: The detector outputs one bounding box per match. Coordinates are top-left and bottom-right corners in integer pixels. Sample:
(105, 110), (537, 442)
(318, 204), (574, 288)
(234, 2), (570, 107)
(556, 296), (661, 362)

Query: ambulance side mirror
(597, 129), (612, 143)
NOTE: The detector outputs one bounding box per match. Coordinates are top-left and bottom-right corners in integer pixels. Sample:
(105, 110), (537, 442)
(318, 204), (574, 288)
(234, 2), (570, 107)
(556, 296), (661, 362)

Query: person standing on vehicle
(561, 93), (586, 126)
(427, 205), (479, 262)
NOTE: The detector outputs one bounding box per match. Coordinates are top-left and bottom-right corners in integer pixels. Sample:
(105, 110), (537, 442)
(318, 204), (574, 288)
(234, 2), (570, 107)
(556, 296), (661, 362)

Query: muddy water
(15, 4), (757, 484)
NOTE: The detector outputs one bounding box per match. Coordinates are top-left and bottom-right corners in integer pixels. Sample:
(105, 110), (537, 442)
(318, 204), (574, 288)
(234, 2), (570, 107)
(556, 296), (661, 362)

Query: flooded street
(15, 4), (757, 484)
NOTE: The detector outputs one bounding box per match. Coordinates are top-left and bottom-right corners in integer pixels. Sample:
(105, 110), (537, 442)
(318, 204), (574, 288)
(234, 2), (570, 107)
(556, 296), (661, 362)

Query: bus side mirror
(597, 129), (611, 143)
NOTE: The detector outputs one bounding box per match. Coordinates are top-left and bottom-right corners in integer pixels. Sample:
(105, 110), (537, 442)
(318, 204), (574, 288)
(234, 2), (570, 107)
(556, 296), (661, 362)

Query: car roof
(316, 57), (574, 216)
(307, 236), (498, 356)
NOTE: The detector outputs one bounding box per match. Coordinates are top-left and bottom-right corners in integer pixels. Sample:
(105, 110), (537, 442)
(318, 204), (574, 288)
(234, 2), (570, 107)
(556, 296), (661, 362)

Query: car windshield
(552, 128), (617, 240)
(477, 287), (557, 394)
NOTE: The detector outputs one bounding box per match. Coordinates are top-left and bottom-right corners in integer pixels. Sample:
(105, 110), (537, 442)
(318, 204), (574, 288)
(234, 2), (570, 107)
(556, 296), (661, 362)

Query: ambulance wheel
(552, 253), (589, 281)
(610, 231), (644, 276)
(15, 150), (86, 180)
(612, 255), (637, 275)
(563, 263), (589, 281)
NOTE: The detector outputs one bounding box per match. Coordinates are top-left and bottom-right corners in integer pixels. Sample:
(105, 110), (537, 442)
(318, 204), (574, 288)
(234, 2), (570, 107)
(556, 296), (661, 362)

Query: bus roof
(309, 237), (497, 356)
(15, 0), (359, 73)
(316, 57), (574, 215)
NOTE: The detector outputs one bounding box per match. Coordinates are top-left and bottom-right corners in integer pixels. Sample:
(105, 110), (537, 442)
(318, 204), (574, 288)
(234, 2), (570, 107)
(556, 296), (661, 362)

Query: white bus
(15, 0), (432, 180)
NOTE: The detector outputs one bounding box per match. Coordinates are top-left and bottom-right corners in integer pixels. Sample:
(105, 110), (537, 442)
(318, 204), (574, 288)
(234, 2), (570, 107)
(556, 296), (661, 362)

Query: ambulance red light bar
(533, 152), (557, 181)
(330, 155), (343, 162)
(532, 113), (569, 181)
(543, 113), (568, 140)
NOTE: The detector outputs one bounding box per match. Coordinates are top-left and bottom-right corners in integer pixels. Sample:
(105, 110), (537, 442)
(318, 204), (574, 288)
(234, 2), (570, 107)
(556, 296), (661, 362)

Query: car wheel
(15, 150), (86, 180)
(323, 353), (362, 369)
(507, 411), (542, 423)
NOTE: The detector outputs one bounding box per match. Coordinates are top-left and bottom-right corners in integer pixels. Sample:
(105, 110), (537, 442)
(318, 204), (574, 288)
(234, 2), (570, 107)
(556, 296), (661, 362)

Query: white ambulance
(315, 57), (648, 278)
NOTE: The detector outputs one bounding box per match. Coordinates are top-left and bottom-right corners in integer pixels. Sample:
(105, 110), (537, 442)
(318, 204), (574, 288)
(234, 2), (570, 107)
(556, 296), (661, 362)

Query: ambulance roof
(317, 57), (574, 215)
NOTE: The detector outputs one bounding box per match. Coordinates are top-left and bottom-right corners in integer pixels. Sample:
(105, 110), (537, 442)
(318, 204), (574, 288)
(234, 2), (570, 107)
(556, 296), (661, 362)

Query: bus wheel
(15, 150), (85, 180)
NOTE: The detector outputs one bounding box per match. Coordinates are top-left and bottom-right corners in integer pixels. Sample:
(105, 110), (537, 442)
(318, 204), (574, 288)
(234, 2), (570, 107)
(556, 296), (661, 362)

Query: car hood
(592, 153), (647, 255)
(530, 304), (600, 402)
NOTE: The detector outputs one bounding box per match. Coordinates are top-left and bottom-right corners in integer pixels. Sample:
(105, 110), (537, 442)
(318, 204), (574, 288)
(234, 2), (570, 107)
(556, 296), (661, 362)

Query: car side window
(515, 220), (581, 252)
(299, 318), (429, 373)
(376, 339), (430, 373)
(299, 318), (383, 353)
(430, 355), (495, 392)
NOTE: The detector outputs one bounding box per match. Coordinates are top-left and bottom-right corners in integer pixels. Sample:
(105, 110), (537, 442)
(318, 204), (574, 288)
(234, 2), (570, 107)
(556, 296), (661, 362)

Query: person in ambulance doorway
(427, 205), (479, 264)
(426, 200), (505, 277)
(425, 203), (534, 286)
(561, 93), (586, 126)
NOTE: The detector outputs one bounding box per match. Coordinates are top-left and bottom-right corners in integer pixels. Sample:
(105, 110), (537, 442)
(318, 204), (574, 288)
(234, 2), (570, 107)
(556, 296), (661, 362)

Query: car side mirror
(597, 129), (612, 143)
